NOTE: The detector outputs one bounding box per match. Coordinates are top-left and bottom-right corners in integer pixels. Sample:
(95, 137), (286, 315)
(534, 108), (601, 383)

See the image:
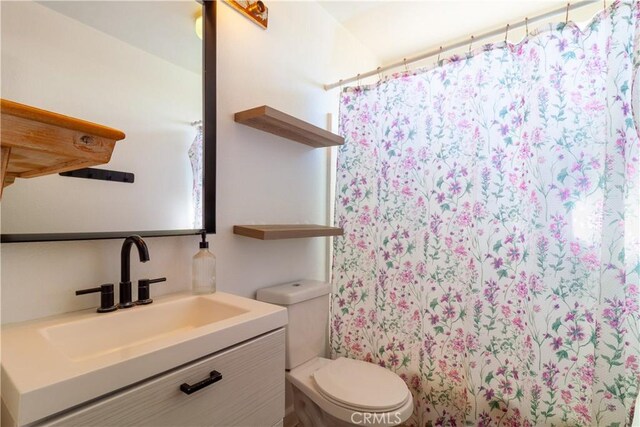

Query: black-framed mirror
(1, 0), (216, 242)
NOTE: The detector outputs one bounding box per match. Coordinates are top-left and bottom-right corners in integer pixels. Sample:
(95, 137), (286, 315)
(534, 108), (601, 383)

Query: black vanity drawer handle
(180, 370), (223, 395)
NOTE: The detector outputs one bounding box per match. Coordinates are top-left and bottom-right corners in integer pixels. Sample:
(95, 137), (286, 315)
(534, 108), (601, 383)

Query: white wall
(0, 1), (376, 324)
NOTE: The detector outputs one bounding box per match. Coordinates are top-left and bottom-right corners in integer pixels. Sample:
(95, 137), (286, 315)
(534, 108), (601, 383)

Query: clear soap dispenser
(192, 232), (216, 294)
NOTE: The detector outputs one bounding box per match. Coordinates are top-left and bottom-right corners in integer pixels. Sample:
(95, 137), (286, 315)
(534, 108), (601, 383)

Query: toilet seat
(316, 386), (411, 413)
(313, 357), (410, 412)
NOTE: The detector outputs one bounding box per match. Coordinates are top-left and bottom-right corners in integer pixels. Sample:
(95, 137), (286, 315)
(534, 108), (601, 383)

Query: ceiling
(38, 1), (606, 79)
(318, 1), (603, 66)
(39, 1), (202, 74)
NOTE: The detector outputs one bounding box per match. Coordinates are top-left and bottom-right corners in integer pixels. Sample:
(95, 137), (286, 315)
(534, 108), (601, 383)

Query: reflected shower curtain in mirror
(331, 2), (640, 425)
(189, 124), (203, 230)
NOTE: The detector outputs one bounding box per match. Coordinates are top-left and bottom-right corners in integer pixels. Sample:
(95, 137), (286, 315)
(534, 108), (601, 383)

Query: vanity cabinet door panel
(40, 329), (285, 427)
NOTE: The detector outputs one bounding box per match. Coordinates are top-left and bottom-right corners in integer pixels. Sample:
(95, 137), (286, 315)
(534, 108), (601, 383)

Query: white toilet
(257, 280), (413, 427)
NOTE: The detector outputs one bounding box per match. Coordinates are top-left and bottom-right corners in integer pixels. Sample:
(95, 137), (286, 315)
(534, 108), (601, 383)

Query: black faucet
(119, 235), (150, 308)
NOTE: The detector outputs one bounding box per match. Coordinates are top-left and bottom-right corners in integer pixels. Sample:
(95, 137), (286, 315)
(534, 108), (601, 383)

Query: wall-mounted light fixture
(224, 1), (268, 29)
(195, 10), (203, 40)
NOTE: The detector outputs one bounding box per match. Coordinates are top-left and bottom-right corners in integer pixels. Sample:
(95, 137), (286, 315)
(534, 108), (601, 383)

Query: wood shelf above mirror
(234, 106), (344, 148)
(0, 99), (125, 198)
(233, 224), (343, 240)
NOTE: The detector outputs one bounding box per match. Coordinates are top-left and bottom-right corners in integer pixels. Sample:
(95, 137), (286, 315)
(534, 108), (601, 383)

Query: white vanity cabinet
(35, 329), (285, 427)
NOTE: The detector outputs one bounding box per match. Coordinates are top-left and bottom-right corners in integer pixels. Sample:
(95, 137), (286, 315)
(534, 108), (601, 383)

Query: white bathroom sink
(41, 296), (248, 361)
(1, 292), (287, 426)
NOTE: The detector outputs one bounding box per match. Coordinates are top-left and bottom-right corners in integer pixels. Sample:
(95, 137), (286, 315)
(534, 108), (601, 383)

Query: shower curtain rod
(324, 0), (599, 90)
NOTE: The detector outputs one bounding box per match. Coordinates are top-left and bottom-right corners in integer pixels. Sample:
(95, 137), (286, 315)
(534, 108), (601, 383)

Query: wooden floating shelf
(0, 99), (125, 198)
(234, 105), (344, 148)
(233, 224), (344, 240)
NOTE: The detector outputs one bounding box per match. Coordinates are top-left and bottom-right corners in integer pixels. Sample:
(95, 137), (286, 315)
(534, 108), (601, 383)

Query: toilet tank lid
(257, 280), (331, 305)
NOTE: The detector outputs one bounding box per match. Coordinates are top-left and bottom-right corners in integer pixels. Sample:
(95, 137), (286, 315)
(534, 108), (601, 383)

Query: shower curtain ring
(565, 2), (570, 24)
(357, 73), (361, 87)
(438, 46), (442, 63)
(468, 35), (474, 53)
(403, 58), (408, 72)
(504, 24), (510, 43)
(377, 67), (383, 82)
(525, 17), (529, 37)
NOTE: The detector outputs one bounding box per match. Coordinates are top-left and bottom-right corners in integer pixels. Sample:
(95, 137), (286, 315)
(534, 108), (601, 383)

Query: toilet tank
(257, 280), (331, 370)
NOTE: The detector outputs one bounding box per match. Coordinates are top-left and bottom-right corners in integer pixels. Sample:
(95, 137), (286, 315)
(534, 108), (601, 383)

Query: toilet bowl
(287, 357), (413, 427)
(257, 280), (413, 427)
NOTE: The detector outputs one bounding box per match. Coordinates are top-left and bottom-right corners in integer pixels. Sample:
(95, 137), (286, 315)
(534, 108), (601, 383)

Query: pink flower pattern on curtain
(331, 2), (640, 425)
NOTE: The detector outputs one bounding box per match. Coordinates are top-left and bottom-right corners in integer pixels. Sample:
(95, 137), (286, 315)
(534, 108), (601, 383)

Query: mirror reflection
(1, 1), (203, 235)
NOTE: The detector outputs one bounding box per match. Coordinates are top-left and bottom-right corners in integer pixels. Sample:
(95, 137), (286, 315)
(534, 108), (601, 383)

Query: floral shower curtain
(331, 2), (640, 426)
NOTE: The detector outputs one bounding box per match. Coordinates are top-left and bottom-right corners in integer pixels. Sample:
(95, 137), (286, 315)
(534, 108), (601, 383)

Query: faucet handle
(136, 277), (166, 305)
(76, 284), (117, 313)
